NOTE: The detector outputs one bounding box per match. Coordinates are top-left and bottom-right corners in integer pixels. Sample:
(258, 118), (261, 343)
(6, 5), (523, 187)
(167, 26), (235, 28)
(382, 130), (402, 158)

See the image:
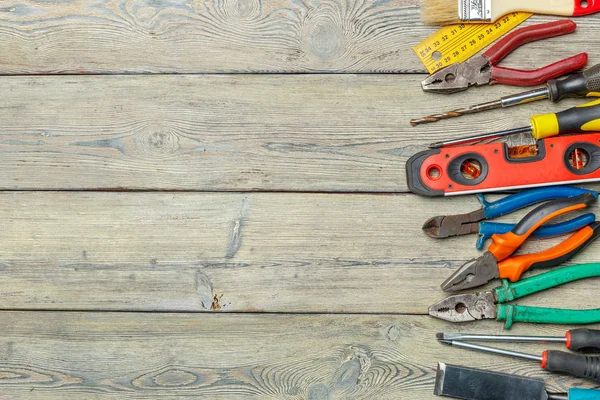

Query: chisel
(435, 363), (600, 399)
(411, 64), (600, 126)
(429, 98), (600, 149)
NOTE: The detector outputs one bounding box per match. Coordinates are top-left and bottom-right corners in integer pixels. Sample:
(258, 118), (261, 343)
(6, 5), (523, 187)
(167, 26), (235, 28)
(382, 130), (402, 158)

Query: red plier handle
(484, 20), (588, 86)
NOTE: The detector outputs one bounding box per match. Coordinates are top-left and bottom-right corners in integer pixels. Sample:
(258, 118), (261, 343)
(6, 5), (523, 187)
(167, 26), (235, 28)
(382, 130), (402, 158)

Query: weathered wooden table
(1, 1), (600, 398)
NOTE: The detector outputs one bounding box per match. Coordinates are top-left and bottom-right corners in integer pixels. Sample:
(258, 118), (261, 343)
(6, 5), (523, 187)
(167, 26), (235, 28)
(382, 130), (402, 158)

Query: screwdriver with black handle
(429, 98), (600, 149)
(411, 63), (600, 127)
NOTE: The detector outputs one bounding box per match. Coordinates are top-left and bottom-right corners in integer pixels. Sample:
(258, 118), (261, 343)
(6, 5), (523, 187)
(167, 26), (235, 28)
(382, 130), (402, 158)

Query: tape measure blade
(413, 12), (532, 74)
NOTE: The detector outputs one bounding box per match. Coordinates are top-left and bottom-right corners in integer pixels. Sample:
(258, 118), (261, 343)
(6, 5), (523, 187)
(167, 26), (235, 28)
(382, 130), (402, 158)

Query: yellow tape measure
(413, 13), (532, 74)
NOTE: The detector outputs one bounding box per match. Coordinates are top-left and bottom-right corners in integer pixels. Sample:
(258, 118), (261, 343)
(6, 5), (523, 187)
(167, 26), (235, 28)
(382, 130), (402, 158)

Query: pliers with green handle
(429, 263), (600, 329)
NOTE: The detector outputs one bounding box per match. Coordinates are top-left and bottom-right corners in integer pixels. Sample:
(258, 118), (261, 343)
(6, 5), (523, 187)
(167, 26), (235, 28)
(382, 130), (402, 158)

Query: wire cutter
(422, 21), (588, 94)
(430, 263), (600, 329)
(423, 186), (598, 249)
(441, 193), (600, 292)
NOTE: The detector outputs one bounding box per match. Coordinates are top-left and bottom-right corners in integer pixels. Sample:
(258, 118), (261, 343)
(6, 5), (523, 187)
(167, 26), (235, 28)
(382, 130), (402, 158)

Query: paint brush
(421, 0), (600, 25)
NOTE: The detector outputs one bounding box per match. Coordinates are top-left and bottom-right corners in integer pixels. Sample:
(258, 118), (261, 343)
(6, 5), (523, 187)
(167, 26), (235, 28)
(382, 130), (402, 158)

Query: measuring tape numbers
(413, 12), (532, 74)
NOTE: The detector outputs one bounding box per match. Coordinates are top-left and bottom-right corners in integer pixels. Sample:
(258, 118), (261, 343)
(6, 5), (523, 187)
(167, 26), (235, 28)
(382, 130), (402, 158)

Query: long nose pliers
(430, 263), (600, 329)
(423, 186), (598, 250)
(441, 193), (600, 292)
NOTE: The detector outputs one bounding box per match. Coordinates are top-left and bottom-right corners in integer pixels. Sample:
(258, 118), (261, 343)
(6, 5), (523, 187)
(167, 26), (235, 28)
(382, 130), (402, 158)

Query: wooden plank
(2, 191), (599, 313)
(0, 0), (599, 74)
(0, 312), (595, 399)
(0, 74), (590, 192)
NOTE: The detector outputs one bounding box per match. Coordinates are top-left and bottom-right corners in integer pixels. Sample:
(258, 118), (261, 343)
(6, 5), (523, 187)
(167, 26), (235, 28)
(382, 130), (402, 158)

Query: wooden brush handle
(493, 0), (598, 20)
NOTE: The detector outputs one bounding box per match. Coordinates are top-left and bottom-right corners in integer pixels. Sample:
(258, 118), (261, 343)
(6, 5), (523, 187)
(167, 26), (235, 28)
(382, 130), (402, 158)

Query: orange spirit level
(407, 133), (600, 196)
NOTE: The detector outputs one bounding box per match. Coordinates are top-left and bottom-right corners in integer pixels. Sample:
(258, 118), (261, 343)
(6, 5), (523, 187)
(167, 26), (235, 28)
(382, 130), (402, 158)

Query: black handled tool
(412, 63), (600, 126)
(440, 330), (600, 352)
(439, 339), (600, 384)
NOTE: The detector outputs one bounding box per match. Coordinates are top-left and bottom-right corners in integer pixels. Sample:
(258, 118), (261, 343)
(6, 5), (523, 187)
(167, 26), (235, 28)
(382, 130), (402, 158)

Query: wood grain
(2, 191), (599, 313)
(0, 312), (595, 399)
(0, 74), (591, 192)
(0, 1), (599, 74)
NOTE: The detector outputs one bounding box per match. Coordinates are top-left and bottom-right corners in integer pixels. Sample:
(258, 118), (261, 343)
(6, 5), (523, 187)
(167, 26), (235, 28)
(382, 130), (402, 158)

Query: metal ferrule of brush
(458, 0), (492, 22)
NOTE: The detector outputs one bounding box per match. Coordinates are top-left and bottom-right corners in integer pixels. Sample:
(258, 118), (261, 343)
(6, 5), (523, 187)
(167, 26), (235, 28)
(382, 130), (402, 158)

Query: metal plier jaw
(422, 55), (491, 94)
(428, 292), (497, 323)
(423, 209), (486, 238)
(441, 252), (499, 292)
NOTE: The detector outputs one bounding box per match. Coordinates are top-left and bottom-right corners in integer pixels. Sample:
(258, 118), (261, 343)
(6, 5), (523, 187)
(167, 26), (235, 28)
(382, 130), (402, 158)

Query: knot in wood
(152, 369), (199, 387)
(227, 0), (261, 20)
(135, 130), (181, 159)
(307, 18), (342, 58)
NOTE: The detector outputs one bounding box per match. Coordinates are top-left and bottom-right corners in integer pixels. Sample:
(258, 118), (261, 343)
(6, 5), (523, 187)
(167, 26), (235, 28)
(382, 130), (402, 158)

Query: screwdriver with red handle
(439, 330), (600, 352)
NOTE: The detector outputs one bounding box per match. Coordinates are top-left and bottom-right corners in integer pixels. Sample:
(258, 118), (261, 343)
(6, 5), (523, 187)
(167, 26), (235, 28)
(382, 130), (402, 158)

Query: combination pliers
(421, 21), (588, 94)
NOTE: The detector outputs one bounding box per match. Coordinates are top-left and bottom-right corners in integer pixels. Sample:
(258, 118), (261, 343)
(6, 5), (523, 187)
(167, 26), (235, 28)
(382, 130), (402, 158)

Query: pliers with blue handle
(422, 186), (598, 249)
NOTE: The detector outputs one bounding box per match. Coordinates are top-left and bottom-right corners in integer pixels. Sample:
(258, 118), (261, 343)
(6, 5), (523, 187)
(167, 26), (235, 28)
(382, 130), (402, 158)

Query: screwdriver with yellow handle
(429, 98), (600, 149)
(412, 64), (600, 127)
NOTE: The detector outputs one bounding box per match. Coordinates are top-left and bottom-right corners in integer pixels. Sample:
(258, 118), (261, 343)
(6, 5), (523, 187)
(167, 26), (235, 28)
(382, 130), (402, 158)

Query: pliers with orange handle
(441, 193), (600, 292)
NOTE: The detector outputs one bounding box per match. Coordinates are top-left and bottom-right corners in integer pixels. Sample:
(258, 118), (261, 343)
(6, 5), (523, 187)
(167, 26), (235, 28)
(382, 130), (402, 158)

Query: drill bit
(411, 87), (551, 126)
(410, 99), (504, 126)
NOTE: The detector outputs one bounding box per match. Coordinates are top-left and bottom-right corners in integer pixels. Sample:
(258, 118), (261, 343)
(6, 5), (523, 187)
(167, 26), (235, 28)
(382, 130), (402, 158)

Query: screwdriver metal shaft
(429, 126), (531, 148)
(439, 340), (543, 362)
(439, 333), (566, 344)
(429, 98), (600, 149)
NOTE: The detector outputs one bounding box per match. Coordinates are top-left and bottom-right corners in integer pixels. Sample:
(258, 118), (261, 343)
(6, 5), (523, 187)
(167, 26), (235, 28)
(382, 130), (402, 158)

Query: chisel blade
(435, 363), (548, 400)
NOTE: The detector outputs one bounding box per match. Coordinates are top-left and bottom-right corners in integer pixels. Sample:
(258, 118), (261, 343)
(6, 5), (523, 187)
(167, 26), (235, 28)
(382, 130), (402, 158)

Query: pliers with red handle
(422, 20), (588, 94)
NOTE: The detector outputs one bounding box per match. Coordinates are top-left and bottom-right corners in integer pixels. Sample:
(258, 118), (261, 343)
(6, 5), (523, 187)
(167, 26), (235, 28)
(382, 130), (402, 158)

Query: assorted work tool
(422, 187), (597, 249)
(413, 3), (600, 395)
(421, 0), (600, 25)
(429, 263), (600, 328)
(412, 63), (600, 126)
(421, 21), (587, 94)
(434, 363), (600, 399)
(438, 333), (600, 383)
(407, 132), (600, 196)
(440, 195), (599, 291)
(429, 98), (600, 148)
(438, 329), (600, 352)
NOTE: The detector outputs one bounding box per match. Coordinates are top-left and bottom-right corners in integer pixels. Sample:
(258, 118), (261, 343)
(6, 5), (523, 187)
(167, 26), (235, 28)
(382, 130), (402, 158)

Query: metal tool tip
(439, 339), (453, 346)
(434, 363), (446, 396)
(441, 253), (498, 292)
(436, 332), (445, 341)
(422, 216), (444, 238)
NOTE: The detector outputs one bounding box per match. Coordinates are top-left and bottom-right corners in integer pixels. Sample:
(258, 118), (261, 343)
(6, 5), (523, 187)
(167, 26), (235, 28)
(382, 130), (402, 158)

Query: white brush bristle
(420, 0), (460, 25)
